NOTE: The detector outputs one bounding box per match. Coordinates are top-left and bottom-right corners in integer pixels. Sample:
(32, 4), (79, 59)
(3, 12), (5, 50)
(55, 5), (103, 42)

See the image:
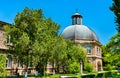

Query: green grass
(43, 73), (81, 78)
(2, 72), (120, 78)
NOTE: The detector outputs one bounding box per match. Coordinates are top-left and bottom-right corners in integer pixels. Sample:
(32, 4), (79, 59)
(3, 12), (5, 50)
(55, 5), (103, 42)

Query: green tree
(3, 7), (86, 75)
(3, 7), (60, 76)
(59, 40), (86, 73)
(102, 33), (120, 70)
(110, 0), (120, 32)
(102, 0), (120, 71)
(47, 37), (86, 74)
(48, 36), (67, 74)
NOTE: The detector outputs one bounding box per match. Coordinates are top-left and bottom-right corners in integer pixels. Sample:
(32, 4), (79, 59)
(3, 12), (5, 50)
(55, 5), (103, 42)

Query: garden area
(1, 0), (120, 78)
(1, 71), (120, 78)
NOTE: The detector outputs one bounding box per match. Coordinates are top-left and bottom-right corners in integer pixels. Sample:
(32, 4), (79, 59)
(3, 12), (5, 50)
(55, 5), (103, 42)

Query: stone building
(0, 21), (35, 75)
(61, 12), (103, 71)
(0, 12), (103, 75)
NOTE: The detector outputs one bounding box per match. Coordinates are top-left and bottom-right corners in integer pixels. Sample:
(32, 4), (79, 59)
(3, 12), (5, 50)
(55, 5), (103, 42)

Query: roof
(0, 21), (10, 30)
(61, 25), (99, 41)
(72, 12), (82, 18)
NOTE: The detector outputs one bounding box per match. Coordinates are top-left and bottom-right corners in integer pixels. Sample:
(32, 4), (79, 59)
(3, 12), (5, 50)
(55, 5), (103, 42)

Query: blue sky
(0, 0), (117, 45)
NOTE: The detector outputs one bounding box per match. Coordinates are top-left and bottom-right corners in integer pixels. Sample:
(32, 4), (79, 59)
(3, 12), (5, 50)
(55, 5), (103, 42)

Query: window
(99, 48), (101, 54)
(77, 17), (80, 24)
(86, 45), (91, 54)
(97, 47), (100, 55)
(75, 18), (77, 24)
(97, 47), (99, 54)
(72, 17), (76, 25)
(6, 56), (12, 68)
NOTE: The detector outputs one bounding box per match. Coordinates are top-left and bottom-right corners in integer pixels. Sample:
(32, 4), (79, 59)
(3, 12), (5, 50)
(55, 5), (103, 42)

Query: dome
(61, 12), (99, 41)
(61, 25), (99, 41)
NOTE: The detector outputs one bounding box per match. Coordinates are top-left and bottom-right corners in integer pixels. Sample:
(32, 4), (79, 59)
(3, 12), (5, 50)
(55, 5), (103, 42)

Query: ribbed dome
(61, 25), (99, 41)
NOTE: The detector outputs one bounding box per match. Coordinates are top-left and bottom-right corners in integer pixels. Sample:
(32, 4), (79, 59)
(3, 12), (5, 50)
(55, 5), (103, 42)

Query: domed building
(61, 12), (103, 71)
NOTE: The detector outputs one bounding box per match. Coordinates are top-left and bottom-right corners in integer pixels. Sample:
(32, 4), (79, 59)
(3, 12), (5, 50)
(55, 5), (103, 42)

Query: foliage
(45, 74), (79, 78)
(0, 54), (7, 77)
(3, 7), (60, 74)
(102, 0), (120, 71)
(82, 71), (120, 78)
(102, 33), (120, 70)
(3, 7), (86, 75)
(68, 62), (80, 74)
(110, 0), (120, 32)
(103, 64), (113, 71)
(84, 62), (93, 72)
(3, 71), (120, 78)
(59, 40), (86, 73)
(48, 39), (86, 73)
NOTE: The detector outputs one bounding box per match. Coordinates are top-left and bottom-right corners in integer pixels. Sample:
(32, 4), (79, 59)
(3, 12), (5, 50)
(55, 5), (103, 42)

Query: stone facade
(75, 39), (102, 71)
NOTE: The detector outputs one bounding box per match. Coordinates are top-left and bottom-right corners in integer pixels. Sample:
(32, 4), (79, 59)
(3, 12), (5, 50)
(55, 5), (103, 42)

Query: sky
(0, 0), (117, 45)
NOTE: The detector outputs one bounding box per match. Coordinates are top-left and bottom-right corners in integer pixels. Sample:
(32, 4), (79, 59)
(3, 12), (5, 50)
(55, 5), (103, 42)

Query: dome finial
(72, 10), (82, 25)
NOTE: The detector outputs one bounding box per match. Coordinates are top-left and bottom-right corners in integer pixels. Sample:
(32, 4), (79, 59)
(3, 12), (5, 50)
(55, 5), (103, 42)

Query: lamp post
(25, 47), (31, 77)
(80, 60), (83, 75)
(53, 59), (55, 75)
(25, 51), (28, 77)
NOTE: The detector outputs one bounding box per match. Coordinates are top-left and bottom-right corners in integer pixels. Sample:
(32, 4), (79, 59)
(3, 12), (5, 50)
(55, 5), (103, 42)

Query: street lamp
(80, 60), (83, 74)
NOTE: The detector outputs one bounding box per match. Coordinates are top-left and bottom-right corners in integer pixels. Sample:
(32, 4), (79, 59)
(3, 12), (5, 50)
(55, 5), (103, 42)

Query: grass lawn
(2, 71), (120, 78)
(1, 74), (80, 78)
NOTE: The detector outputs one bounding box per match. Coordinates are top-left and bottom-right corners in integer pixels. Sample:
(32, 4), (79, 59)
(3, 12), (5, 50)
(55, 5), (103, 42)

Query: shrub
(68, 62), (80, 74)
(84, 62), (93, 72)
(104, 64), (115, 71)
(0, 54), (7, 77)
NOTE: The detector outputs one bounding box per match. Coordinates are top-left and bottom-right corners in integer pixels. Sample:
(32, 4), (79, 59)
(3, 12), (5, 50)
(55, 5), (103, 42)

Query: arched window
(97, 47), (100, 55)
(77, 17), (80, 24)
(86, 45), (91, 54)
(72, 17), (76, 25)
(6, 56), (12, 68)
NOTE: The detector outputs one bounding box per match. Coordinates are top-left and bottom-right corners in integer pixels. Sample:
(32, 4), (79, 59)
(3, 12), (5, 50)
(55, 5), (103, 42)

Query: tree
(101, 10), (120, 78)
(47, 36), (86, 74)
(102, 0), (120, 71)
(3, 7), (86, 76)
(102, 33), (120, 70)
(58, 40), (86, 73)
(110, 0), (120, 32)
(3, 7), (60, 76)
(47, 36), (67, 74)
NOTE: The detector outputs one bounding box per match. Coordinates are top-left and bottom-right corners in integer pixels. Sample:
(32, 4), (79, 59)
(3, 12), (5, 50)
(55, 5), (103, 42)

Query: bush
(68, 62), (80, 74)
(0, 54), (7, 77)
(84, 62), (93, 72)
(104, 64), (113, 71)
